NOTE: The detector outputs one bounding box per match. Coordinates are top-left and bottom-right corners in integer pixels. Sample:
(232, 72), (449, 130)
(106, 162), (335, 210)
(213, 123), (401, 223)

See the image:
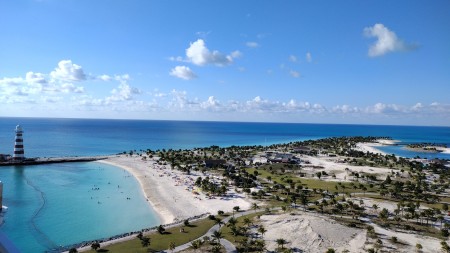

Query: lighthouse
(13, 125), (25, 161)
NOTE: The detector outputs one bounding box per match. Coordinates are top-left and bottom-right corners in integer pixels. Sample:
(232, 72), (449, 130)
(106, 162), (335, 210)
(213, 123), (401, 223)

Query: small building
(292, 146), (311, 153)
(0, 155), (11, 162)
(204, 159), (226, 168)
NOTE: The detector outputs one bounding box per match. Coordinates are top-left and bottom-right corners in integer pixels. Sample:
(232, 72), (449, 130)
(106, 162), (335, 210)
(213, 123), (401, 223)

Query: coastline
(97, 155), (251, 226)
(97, 157), (173, 225)
(354, 142), (390, 156)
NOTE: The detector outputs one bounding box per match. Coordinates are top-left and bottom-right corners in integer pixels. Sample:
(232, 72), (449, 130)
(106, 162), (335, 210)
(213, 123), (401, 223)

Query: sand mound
(261, 212), (366, 253)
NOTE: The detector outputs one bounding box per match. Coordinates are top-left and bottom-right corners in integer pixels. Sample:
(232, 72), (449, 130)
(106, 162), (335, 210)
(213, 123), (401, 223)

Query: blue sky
(1, 0), (449, 126)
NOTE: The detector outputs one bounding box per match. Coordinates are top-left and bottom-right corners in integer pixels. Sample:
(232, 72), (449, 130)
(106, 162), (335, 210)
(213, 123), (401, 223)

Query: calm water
(0, 117), (449, 252)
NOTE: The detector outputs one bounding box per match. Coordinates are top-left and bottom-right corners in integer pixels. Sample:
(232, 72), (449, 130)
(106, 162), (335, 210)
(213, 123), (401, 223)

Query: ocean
(0, 117), (449, 252)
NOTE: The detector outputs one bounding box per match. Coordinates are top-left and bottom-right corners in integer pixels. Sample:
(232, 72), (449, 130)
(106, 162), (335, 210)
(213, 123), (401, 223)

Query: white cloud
(185, 39), (239, 66)
(60, 83), (85, 93)
(289, 70), (300, 78)
(169, 89), (199, 109)
(411, 102), (423, 111)
(200, 96), (221, 110)
(26, 72), (47, 84)
(97, 74), (112, 81)
(195, 31), (211, 38)
(246, 42), (259, 48)
(169, 56), (184, 62)
(50, 60), (87, 81)
(364, 23), (414, 57)
(289, 55), (298, 62)
(170, 66), (197, 80)
(106, 83), (141, 103)
(332, 105), (359, 114)
(306, 52), (312, 62)
(230, 51), (242, 59)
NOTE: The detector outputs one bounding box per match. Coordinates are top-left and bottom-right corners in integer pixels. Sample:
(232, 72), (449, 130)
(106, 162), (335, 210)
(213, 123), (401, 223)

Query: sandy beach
(98, 155), (252, 225)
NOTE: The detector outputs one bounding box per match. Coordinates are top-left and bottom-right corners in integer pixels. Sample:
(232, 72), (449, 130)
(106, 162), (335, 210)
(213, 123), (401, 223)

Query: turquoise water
(0, 118), (449, 252)
(0, 162), (158, 252)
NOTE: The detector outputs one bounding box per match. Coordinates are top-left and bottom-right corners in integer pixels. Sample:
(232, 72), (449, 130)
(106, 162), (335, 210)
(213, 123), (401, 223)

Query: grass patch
(220, 211), (264, 245)
(247, 167), (374, 194)
(85, 218), (216, 253)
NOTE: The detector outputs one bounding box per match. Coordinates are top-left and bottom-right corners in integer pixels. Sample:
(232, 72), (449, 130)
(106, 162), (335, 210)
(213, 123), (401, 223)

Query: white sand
(376, 139), (399, 145)
(369, 222), (441, 253)
(301, 154), (395, 182)
(260, 212), (367, 253)
(435, 147), (450, 154)
(354, 142), (389, 156)
(98, 155), (251, 225)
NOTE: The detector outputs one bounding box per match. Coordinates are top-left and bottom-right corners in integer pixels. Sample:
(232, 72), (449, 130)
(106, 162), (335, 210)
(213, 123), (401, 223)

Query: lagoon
(0, 162), (158, 252)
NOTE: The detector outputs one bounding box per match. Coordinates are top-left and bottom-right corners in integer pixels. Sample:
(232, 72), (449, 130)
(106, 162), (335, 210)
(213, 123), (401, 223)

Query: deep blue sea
(0, 117), (449, 252)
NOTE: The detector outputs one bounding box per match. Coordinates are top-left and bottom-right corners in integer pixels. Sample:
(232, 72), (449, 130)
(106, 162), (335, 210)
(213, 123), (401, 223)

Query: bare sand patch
(260, 212), (367, 253)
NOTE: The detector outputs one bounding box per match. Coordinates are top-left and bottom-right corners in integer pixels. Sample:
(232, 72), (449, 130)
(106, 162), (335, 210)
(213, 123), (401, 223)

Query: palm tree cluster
(194, 176), (228, 195)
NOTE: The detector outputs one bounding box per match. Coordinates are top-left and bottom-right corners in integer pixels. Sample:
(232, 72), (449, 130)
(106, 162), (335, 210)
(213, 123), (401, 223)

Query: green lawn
(247, 167), (375, 194)
(84, 218), (216, 253)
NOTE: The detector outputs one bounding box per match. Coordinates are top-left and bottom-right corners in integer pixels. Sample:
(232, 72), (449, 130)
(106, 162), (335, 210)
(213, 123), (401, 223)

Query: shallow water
(0, 162), (159, 252)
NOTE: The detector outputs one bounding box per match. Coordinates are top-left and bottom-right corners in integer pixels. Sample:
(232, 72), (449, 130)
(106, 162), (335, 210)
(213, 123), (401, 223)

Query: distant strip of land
(0, 156), (107, 166)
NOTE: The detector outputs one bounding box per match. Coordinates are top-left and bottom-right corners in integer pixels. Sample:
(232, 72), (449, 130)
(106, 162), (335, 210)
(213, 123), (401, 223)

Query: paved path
(168, 209), (257, 253)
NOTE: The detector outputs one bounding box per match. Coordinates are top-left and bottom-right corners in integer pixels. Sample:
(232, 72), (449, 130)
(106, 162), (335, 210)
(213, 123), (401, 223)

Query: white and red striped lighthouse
(13, 125), (25, 161)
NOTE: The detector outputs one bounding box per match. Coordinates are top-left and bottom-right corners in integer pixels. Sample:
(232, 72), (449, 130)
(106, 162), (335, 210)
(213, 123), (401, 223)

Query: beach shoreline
(97, 155), (252, 226)
(97, 158), (172, 225)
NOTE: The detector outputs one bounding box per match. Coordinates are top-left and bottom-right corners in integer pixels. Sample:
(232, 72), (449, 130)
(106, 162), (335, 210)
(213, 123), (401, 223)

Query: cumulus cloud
(364, 23), (415, 57)
(106, 83), (141, 103)
(26, 72), (47, 84)
(185, 39), (240, 66)
(306, 52), (312, 62)
(97, 74), (112, 81)
(50, 60), (87, 81)
(289, 55), (298, 62)
(170, 66), (197, 80)
(246, 42), (259, 48)
(289, 70), (300, 78)
(0, 61), (87, 97)
(332, 105), (360, 114)
(200, 96), (221, 110)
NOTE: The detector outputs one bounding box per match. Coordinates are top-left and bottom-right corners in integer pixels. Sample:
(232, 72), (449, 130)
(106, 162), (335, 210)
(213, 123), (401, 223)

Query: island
(57, 136), (449, 253)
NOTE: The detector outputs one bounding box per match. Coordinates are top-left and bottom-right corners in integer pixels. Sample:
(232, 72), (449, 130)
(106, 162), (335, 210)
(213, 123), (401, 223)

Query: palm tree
(69, 248), (78, 253)
(141, 237), (151, 247)
(243, 217), (252, 228)
(190, 240), (201, 252)
(233, 206), (240, 216)
(215, 218), (224, 228)
(158, 225), (166, 234)
(212, 230), (223, 244)
(415, 243), (423, 252)
(90, 242), (100, 252)
(254, 239), (266, 253)
(257, 225), (267, 239)
(252, 203), (259, 212)
(276, 238), (287, 249)
(227, 217), (238, 227)
(300, 193), (308, 211)
(372, 204), (379, 213)
(442, 241), (450, 253)
(169, 241), (176, 252)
